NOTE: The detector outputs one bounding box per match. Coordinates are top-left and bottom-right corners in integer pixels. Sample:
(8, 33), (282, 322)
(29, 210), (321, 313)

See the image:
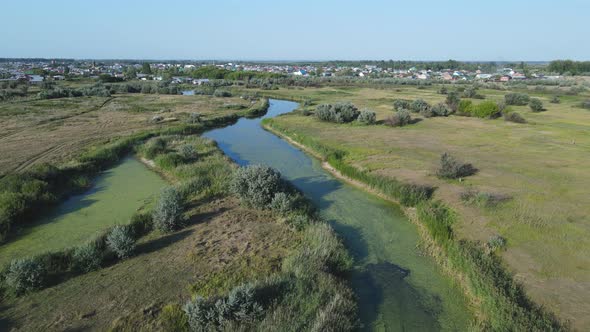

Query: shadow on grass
(135, 229), (193, 256)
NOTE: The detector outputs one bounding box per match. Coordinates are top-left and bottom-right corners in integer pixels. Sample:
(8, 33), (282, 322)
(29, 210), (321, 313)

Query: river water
(0, 157), (166, 266)
(204, 99), (472, 331)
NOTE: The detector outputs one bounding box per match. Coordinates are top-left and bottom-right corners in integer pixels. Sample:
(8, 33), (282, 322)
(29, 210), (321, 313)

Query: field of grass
(259, 84), (590, 328)
(0, 93), (251, 175)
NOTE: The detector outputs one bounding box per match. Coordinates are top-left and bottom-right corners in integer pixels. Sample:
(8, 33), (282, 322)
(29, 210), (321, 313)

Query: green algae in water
(204, 99), (474, 331)
(0, 157), (166, 266)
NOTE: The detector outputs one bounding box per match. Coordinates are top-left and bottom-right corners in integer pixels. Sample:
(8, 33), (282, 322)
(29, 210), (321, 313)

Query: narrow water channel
(0, 157), (166, 266)
(204, 99), (472, 331)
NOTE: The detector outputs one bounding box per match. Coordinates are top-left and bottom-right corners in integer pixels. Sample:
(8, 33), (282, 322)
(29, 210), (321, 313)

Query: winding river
(204, 99), (472, 331)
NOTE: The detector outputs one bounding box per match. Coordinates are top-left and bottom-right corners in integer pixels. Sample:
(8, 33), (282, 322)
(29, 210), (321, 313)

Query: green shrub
(463, 86), (478, 98)
(230, 165), (284, 208)
(438, 86), (448, 94)
(410, 99), (430, 113)
(503, 111), (526, 123)
(310, 288), (359, 332)
(504, 92), (530, 105)
(392, 99), (412, 111)
(184, 283), (263, 331)
(458, 99), (474, 115)
(186, 112), (202, 124)
(550, 96), (560, 104)
(315, 103), (359, 123)
(487, 235), (507, 252)
(153, 186), (184, 232)
(72, 242), (103, 272)
(472, 101), (501, 118)
(529, 98), (544, 112)
(436, 153), (476, 179)
(385, 110), (411, 126)
(107, 225), (136, 259)
(155, 152), (185, 170)
(143, 137), (167, 159)
(430, 103), (452, 117)
(179, 144), (198, 161)
(445, 91), (460, 111)
(213, 89), (232, 97)
(5, 258), (47, 295)
(356, 109), (376, 124)
(286, 214), (311, 231)
(269, 192), (295, 216)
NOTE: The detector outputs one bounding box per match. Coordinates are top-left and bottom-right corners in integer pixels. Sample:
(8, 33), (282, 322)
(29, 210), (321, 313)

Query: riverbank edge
(262, 118), (567, 330)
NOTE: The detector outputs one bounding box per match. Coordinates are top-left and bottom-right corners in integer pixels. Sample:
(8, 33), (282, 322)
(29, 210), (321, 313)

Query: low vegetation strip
(262, 117), (568, 330)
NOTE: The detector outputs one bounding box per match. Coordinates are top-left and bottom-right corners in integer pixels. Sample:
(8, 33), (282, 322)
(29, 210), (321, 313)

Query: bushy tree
(107, 225), (136, 259)
(436, 153), (477, 179)
(385, 110), (411, 127)
(357, 109), (376, 124)
(72, 242), (103, 272)
(529, 98), (544, 112)
(550, 96), (560, 104)
(438, 86), (448, 95)
(5, 258), (46, 295)
(152, 186), (184, 232)
(230, 165), (284, 208)
(463, 86), (478, 98)
(410, 99), (430, 113)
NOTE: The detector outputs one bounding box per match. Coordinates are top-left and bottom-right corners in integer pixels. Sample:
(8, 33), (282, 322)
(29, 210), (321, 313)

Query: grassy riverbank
(263, 112), (568, 330)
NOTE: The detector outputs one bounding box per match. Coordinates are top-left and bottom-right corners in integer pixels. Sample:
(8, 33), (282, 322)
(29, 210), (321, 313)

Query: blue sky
(1, 0), (588, 61)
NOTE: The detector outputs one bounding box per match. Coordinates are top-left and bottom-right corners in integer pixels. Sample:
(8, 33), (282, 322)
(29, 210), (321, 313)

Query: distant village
(0, 59), (563, 85)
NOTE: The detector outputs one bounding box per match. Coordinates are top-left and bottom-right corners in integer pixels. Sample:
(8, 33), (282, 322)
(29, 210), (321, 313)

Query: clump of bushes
(72, 241), (103, 272)
(213, 89), (232, 97)
(107, 225), (136, 259)
(315, 102), (360, 123)
(503, 110), (526, 123)
(550, 96), (560, 104)
(385, 110), (411, 127)
(4, 258), (47, 295)
(356, 109), (376, 124)
(471, 101), (501, 118)
(436, 153), (477, 179)
(392, 99), (412, 111)
(504, 92), (530, 105)
(430, 103), (452, 117)
(230, 165), (284, 208)
(410, 99), (430, 114)
(155, 152), (185, 170)
(143, 137), (167, 159)
(152, 186), (184, 232)
(581, 99), (590, 110)
(438, 86), (448, 94)
(184, 283), (264, 331)
(457, 99), (474, 115)
(529, 98), (544, 112)
(445, 91), (461, 112)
